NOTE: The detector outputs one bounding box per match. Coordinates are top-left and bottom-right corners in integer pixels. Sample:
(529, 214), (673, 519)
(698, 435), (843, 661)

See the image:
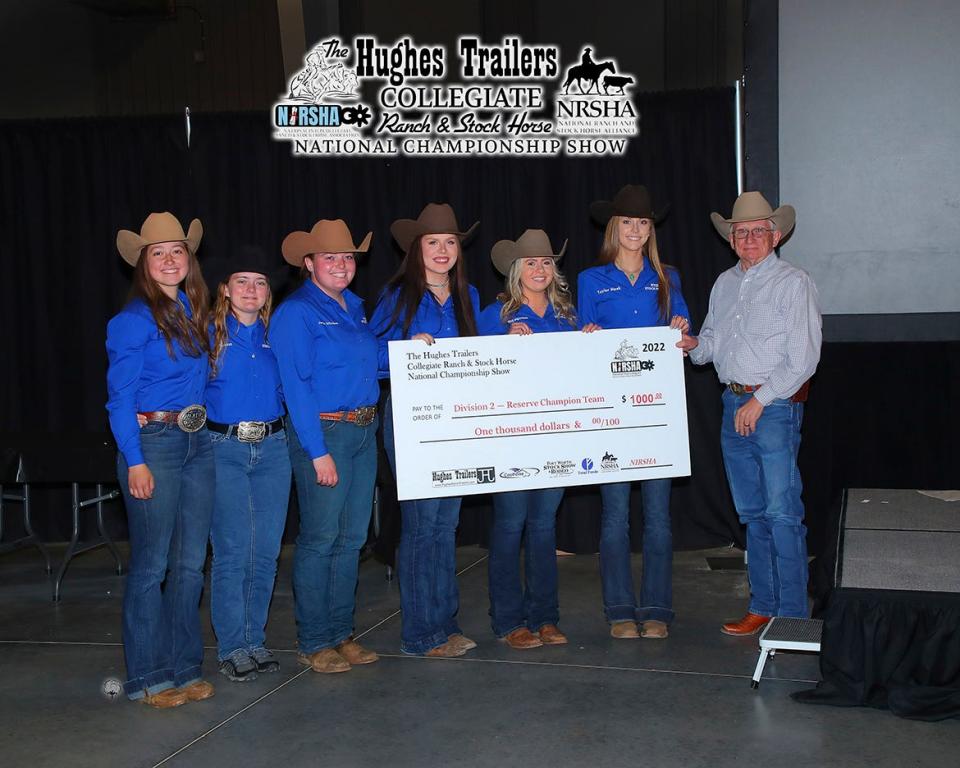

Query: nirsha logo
(432, 467), (496, 487)
(610, 340), (655, 377)
(601, 451), (619, 471)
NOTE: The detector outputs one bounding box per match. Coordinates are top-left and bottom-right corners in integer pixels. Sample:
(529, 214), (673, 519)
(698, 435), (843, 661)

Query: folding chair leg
(751, 648), (772, 689)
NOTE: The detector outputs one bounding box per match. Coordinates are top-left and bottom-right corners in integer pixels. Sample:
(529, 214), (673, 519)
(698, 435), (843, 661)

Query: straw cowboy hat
(490, 229), (567, 276)
(116, 212), (203, 266)
(710, 191), (796, 240)
(390, 203), (478, 253)
(281, 219), (372, 266)
(589, 184), (669, 225)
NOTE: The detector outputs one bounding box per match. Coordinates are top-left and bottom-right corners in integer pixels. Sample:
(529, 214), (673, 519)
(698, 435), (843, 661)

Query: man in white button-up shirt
(678, 191), (822, 636)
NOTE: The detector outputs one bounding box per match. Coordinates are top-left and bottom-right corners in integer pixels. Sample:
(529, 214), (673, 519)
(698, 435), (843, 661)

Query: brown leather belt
(318, 406), (377, 427)
(138, 405), (207, 432)
(728, 381), (809, 403)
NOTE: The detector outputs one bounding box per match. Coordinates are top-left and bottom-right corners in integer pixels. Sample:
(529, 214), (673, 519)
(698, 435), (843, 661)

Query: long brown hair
(498, 259), (577, 327)
(131, 245), (210, 358)
(385, 236), (477, 338)
(598, 216), (672, 322)
(209, 279), (273, 376)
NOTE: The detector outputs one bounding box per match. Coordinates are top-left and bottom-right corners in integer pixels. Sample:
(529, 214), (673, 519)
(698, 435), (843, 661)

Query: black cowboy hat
(589, 184), (670, 225)
(203, 244), (289, 295)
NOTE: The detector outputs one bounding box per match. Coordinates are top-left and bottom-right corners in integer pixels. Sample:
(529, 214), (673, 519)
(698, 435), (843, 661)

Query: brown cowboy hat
(710, 191), (796, 240)
(116, 212), (203, 266)
(490, 229), (568, 276)
(281, 219), (372, 266)
(589, 184), (669, 225)
(390, 203), (478, 254)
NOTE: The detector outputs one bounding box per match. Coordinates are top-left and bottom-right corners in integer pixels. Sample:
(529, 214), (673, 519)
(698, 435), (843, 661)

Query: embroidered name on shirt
(318, 320), (339, 326)
(597, 286), (622, 295)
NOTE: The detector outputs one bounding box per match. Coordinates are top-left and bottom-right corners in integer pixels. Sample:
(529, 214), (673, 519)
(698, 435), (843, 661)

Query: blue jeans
(599, 478), (674, 624)
(288, 416), (378, 653)
(118, 424), (214, 700)
(721, 389), (808, 618)
(209, 429), (291, 661)
(383, 394), (463, 654)
(488, 488), (563, 637)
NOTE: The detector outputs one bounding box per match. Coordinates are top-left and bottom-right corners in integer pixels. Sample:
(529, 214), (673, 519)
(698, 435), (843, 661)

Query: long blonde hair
(209, 279), (273, 377)
(498, 258), (577, 327)
(598, 217), (672, 322)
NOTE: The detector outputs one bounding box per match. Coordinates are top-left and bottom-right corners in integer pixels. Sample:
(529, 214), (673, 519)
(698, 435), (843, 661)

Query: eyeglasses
(731, 227), (773, 240)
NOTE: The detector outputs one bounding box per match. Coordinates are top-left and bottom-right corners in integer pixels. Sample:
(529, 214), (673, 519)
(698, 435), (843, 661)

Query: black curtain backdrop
(3, 89), (956, 559)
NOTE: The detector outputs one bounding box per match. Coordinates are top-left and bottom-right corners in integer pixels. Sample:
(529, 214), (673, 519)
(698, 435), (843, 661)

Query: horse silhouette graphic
(288, 43), (360, 102)
(614, 340), (640, 360)
(562, 48), (617, 94)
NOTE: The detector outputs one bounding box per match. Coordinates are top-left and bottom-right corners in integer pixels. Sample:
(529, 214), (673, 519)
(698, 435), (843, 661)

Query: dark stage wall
(2, 91), (956, 558)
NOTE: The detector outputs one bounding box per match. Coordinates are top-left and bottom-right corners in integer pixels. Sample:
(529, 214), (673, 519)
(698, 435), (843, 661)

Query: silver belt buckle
(355, 406), (376, 427)
(237, 420), (267, 443)
(177, 404), (207, 432)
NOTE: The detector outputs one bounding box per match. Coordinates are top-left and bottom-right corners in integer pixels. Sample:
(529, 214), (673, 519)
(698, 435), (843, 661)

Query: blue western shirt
(204, 315), (284, 425)
(477, 299), (578, 335)
(577, 261), (691, 330)
(369, 284), (481, 377)
(106, 293), (209, 467)
(269, 280), (379, 460)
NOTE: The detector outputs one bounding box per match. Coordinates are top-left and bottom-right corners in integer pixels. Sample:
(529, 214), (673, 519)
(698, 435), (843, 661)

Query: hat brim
(281, 230), (372, 266)
(202, 256), (290, 294)
(711, 205), (796, 241)
(589, 201), (668, 226)
(117, 218), (202, 266)
(490, 238), (568, 276)
(390, 220), (479, 254)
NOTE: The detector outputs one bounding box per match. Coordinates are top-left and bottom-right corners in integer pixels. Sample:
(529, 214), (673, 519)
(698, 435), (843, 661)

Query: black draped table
(794, 489), (960, 721)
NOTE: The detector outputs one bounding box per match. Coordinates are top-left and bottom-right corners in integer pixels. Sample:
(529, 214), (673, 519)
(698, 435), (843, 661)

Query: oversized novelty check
(388, 327), (691, 500)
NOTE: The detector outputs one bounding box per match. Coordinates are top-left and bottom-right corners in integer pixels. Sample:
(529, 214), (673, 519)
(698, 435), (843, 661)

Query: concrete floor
(0, 543), (956, 768)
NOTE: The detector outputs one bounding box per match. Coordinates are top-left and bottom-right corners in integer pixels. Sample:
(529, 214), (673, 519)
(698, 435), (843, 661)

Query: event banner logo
(272, 37), (639, 157)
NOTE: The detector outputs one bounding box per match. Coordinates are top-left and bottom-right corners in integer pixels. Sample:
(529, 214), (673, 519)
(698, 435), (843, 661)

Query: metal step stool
(751, 617), (823, 689)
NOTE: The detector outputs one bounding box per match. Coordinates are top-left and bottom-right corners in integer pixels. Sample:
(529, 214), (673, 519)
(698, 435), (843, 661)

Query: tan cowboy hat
(710, 191), (796, 240)
(390, 203), (478, 254)
(281, 219), (372, 266)
(116, 212), (203, 266)
(490, 229), (567, 276)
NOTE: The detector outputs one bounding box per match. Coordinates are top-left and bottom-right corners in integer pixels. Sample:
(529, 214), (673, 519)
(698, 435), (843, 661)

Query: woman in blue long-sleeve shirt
(477, 229), (584, 651)
(203, 249), (291, 683)
(577, 185), (691, 641)
(269, 219), (380, 674)
(369, 203), (480, 658)
(106, 212), (214, 709)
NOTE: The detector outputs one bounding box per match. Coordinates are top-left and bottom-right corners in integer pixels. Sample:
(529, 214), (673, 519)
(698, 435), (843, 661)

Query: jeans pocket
(139, 422), (169, 437)
(208, 431), (228, 444)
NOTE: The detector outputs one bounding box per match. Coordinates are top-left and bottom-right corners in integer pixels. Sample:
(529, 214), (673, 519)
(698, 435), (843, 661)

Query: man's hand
(128, 464), (155, 499)
(676, 333), (699, 356)
(734, 397), (765, 436)
(313, 454), (338, 486)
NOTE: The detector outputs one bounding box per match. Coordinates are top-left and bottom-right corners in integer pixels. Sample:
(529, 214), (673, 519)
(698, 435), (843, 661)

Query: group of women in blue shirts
(106, 184), (691, 709)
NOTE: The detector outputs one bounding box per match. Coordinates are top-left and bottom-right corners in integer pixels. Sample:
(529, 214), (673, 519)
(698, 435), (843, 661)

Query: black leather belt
(207, 418), (285, 443)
